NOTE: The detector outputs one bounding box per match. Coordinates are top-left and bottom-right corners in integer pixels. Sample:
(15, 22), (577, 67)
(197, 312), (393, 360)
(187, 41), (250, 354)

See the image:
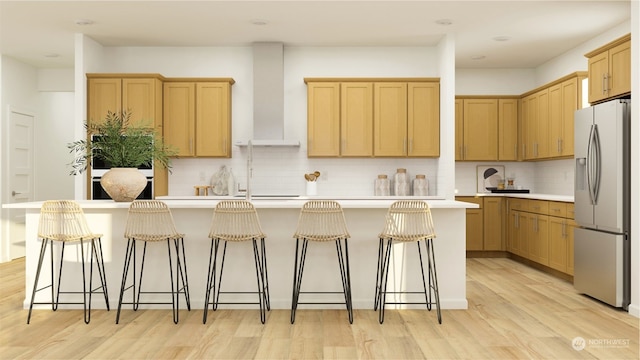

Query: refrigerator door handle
(592, 124), (602, 204)
(586, 124), (596, 205)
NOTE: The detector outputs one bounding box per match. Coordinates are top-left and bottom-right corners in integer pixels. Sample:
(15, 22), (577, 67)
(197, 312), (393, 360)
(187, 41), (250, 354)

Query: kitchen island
(4, 197), (476, 311)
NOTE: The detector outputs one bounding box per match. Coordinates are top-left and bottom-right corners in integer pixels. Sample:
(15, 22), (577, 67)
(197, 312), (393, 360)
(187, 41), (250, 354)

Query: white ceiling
(0, 0), (631, 69)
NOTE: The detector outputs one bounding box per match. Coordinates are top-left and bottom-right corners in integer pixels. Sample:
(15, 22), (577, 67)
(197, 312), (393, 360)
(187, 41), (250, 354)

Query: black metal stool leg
(290, 238), (309, 324)
(203, 238), (217, 324)
(213, 241), (228, 311)
(252, 238), (267, 324)
(427, 238), (442, 324)
(53, 242), (67, 310)
(173, 237), (190, 310)
(335, 238), (353, 324)
(373, 237), (384, 311)
(379, 239), (393, 324)
(116, 239), (136, 324)
(261, 238), (271, 311)
(92, 238), (110, 310)
(166, 239), (179, 324)
(417, 240), (430, 311)
(27, 239), (49, 324)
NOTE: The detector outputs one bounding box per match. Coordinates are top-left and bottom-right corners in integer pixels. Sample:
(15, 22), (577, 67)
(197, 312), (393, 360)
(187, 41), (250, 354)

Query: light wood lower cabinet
(457, 196), (504, 252)
(507, 197), (574, 276)
(483, 197), (505, 250)
(527, 214), (549, 266)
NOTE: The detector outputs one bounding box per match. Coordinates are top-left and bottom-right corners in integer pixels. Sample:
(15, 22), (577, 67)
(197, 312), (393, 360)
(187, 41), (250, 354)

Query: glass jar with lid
(394, 168), (410, 196)
(413, 174), (428, 196)
(374, 174), (390, 196)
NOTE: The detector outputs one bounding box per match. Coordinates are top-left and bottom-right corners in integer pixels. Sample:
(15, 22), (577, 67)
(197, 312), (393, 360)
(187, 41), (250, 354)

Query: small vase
(100, 168), (147, 202)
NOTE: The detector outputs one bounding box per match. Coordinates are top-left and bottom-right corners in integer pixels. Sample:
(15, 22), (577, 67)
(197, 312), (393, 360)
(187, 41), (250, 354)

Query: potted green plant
(68, 110), (176, 201)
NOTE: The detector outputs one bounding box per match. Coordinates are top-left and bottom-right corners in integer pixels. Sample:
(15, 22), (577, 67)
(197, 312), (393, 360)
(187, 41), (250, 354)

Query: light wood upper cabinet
(87, 78), (122, 125)
(307, 82), (341, 157)
(559, 77), (580, 157)
(306, 78), (439, 158)
(163, 82), (195, 157)
(523, 89), (549, 160)
(407, 82), (440, 157)
(522, 72), (585, 160)
(462, 98), (498, 161)
(586, 34), (631, 104)
(341, 83), (373, 156)
(498, 99), (518, 161)
(87, 75), (163, 130)
(374, 82), (408, 156)
(163, 80), (233, 157)
(196, 82), (231, 157)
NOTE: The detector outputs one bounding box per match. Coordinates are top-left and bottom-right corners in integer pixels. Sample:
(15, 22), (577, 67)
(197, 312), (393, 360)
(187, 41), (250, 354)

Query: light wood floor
(1, 257), (637, 359)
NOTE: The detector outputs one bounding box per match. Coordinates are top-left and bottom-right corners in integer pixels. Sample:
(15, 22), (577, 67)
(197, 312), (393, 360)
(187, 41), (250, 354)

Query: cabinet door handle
(562, 221), (566, 237)
(409, 139), (413, 153)
(602, 74), (607, 95)
(460, 146), (464, 159)
(523, 144), (526, 158)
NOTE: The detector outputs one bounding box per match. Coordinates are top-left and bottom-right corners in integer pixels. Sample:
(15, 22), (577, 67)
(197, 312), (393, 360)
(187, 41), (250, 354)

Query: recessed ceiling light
(75, 19), (94, 26)
(492, 36), (511, 42)
(251, 19), (269, 26)
(435, 19), (453, 26)
(471, 55), (486, 61)
(44, 53), (59, 58)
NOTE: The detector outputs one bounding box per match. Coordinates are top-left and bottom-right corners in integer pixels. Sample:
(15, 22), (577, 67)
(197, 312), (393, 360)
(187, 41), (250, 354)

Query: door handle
(11, 191), (22, 196)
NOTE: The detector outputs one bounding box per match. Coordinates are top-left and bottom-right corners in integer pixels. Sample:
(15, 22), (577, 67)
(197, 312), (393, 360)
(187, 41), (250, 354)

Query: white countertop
(3, 196), (478, 210)
(456, 193), (574, 203)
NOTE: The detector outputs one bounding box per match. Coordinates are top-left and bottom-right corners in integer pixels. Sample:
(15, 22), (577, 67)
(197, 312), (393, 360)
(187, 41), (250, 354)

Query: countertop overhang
(3, 196), (478, 210)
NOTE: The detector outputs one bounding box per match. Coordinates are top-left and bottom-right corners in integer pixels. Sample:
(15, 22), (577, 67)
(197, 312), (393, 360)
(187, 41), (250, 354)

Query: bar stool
(291, 200), (352, 324)
(203, 200), (270, 324)
(27, 200), (109, 324)
(374, 200), (441, 324)
(116, 200), (191, 324)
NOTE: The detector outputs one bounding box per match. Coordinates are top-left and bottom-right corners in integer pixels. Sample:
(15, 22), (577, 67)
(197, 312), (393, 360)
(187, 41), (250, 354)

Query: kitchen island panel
(15, 201), (469, 311)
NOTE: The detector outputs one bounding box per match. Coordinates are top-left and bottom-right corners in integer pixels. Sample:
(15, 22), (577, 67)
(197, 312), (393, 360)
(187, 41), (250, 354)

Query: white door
(8, 108), (35, 259)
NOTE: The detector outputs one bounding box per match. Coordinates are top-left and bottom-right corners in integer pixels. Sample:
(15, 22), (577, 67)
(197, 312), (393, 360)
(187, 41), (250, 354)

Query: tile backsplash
(169, 147), (440, 196)
(454, 159), (574, 196)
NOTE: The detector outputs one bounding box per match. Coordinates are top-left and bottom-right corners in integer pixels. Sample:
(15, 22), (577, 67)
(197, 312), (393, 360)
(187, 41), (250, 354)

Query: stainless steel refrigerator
(574, 98), (630, 309)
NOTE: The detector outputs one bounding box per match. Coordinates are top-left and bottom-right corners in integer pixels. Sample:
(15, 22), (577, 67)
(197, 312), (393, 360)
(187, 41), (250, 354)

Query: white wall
(0, 56), (39, 262)
(35, 92), (75, 200)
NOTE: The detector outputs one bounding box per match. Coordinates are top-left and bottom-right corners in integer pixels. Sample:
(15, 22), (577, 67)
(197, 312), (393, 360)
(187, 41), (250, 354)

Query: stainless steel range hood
(235, 42), (300, 147)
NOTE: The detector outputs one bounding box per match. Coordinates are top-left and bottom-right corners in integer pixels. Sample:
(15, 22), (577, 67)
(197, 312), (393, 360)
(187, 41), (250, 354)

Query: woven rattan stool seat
(204, 200), (270, 324)
(293, 200), (350, 242)
(124, 200), (185, 241)
(291, 200), (353, 324)
(116, 200), (190, 324)
(375, 200), (441, 324)
(28, 200), (109, 324)
(378, 200), (436, 242)
(38, 200), (103, 242)
(208, 200), (265, 241)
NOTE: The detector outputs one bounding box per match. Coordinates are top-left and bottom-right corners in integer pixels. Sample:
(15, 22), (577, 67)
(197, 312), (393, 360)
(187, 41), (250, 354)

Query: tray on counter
(490, 189), (530, 193)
